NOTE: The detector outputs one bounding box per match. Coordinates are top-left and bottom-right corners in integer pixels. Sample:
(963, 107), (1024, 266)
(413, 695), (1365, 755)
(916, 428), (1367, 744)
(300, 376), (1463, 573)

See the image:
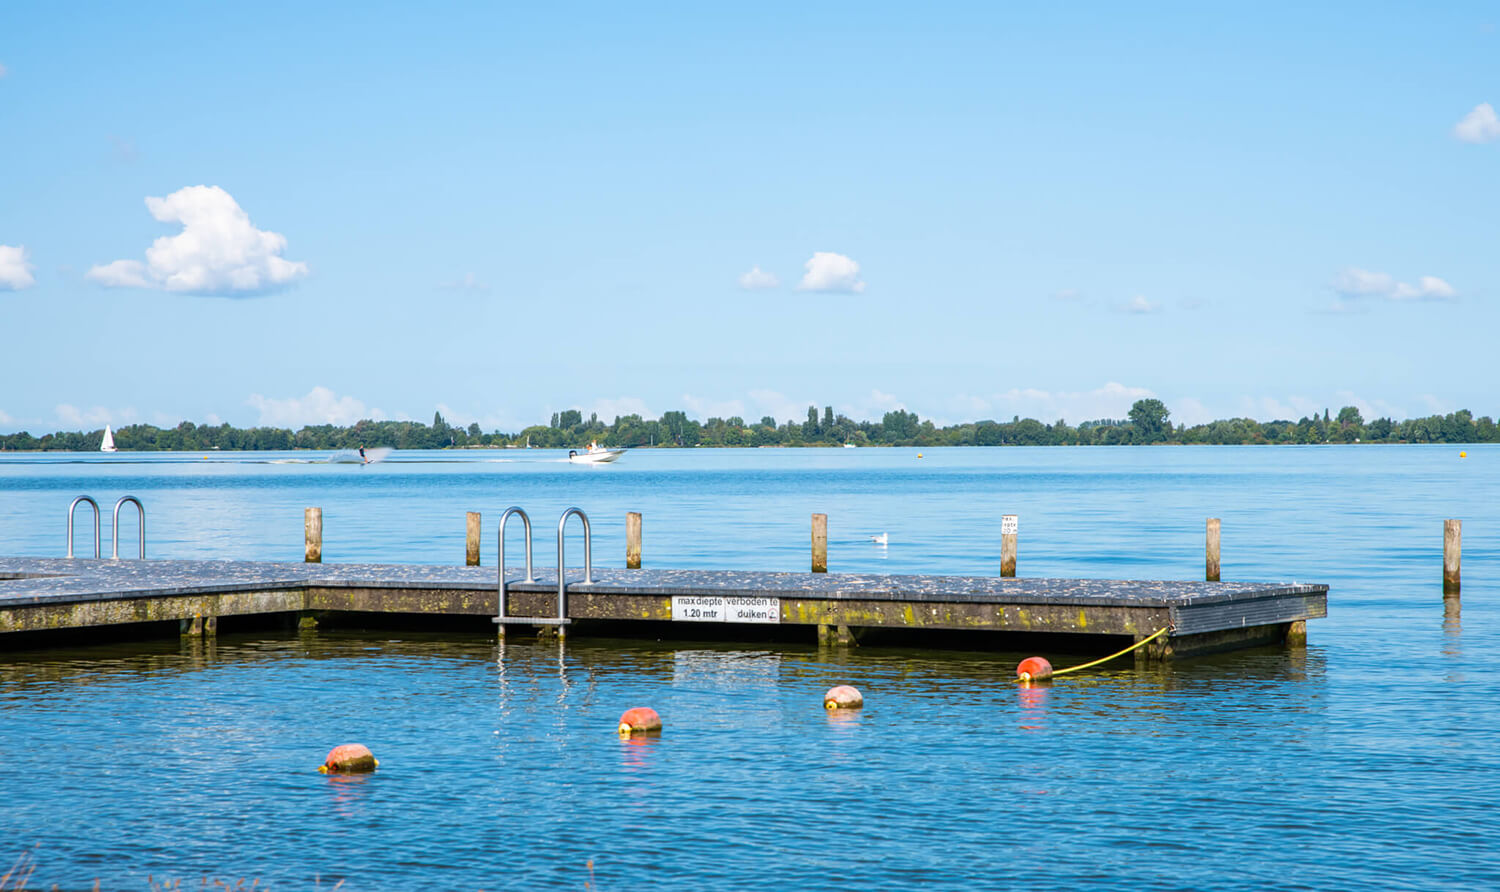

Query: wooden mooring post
(1206, 518), (1221, 582)
(812, 513), (828, 573)
(1000, 515), (1017, 577)
(305, 508), (322, 563)
(1444, 519), (1461, 594)
(466, 512), (481, 566)
(626, 512), (642, 569)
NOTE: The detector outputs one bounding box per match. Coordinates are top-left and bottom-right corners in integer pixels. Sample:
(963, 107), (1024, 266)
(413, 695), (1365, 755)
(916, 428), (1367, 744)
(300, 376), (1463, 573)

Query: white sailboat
(100, 425), (117, 453)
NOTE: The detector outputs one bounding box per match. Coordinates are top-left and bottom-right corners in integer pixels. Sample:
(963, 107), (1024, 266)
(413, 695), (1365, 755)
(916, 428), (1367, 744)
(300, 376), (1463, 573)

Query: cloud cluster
(737, 266), (780, 290)
(0, 244), (36, 290)
(1454, 102), (1500, 144)
(88, 185), (308, 296)
(247, 386), (385, 427)
(737, 253), (865, 294)
(56, 403), (138, 429)
(949, 382), (1156, 426)
(798, 252), (865, 293)
(1333, 267), (1455, 301)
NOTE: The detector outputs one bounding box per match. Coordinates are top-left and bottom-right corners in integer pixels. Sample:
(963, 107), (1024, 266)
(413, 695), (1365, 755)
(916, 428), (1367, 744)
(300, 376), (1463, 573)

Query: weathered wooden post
(1206, 518), (1221, 582)
(1000, 515), (1018, 577)
(305, 507), (322, 563)
(1444, 519), (1461, 594)
(626, 511), (642, 569)
(812, 513), (828, 573)
(466, 512), (481, 566)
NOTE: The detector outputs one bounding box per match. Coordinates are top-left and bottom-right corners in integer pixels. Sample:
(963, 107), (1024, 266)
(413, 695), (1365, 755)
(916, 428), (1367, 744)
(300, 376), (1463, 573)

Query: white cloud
(1419, 394), (1452, 415)
(1454, 102), (1500, 144)
(246, 386), (385, 427)
(953, 381), (1155, 425)
(88, 185), (308, 296)
(0, 244), (36, 290)
(748, 388), (812, 424)
(738, 266), (780, 290)
(681, 394), (748, 420)
(586, 396), (654, 423)
(1236, 395), (1322, 422)
(1172, 397), (1213, 426)
(797, 252), (865, 293)
(56, 404), (138, 429)
(0, 62), (8, 78)
(1051, 288), (1083, 302)
(0, 408), (13, 425)
(1120, 295), (1160, 314)
(1333, 267), (1455, 302)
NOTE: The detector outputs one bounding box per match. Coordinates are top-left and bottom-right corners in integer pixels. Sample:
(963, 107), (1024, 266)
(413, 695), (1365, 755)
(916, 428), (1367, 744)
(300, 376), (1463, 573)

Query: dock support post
(627, 512), (642, 569)
(812, 513), (828, 573)
(1444, 519), (1461, 594)
(1000, 515), (1017, 577)
(305, 508), (322, 563)
(180, 613), (205, 637)
(466, 512), (481, 566)
(817, 623), (854, 645)
(1206, 518), (1221, 582)
(1285, 620), (1307, 645)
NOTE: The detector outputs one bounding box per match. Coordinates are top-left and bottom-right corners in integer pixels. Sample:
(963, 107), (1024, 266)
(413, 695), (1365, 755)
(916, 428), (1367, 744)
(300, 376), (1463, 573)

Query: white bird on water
(869, 532), (889, 546)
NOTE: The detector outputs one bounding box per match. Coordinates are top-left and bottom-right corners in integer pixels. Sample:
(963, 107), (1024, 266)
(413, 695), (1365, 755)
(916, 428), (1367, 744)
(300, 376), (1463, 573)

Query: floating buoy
(1460, 451), (1467, 458)
(617, 706), (662, 736)
(824, 685), (863, 710)
(318, 743), (378, 774)
(1016, 656), (1053, 682)
(917, 453), (924, 459)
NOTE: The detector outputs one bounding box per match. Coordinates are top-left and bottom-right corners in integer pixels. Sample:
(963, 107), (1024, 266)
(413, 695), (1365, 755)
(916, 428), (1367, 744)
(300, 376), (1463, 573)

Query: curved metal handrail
(494, 506), (534, 625)
(67, 496), (100, 559)
(112, 496), (145, 560)
(555, 507), (593, 624)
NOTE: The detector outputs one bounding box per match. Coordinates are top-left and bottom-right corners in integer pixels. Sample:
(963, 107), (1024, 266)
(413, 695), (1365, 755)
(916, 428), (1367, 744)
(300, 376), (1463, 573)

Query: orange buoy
(1016, 656), (1053, 682)
(617, 706), (662, 736)
(824, 685), (863, 710)
(318, 743), (378, 774)
(1460, 451), (1467, 458)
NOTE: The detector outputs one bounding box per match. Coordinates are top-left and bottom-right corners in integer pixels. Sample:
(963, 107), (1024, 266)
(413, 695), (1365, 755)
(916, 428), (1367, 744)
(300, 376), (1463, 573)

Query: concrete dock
(0, 556), (1326, 659)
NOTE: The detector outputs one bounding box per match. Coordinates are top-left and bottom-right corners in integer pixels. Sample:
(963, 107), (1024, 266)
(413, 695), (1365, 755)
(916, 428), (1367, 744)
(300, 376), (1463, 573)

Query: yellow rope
(1038, 626), (1170, 679)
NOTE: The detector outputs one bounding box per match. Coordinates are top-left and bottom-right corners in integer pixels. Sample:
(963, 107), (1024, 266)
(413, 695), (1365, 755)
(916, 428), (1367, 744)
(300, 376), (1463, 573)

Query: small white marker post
(1000, 514), (1018, 577)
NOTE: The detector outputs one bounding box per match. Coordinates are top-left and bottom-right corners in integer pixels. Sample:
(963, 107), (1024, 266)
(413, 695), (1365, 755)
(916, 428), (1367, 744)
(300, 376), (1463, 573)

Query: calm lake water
(1, 446), (1496, 890)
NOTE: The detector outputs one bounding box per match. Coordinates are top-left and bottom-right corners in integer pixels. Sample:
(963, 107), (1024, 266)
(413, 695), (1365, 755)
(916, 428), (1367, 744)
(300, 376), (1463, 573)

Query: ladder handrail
(555, 507), (593, 623)
(67, 496), (100, 559)
(112, 496), (145, 560)
(494, 506), (534, 624)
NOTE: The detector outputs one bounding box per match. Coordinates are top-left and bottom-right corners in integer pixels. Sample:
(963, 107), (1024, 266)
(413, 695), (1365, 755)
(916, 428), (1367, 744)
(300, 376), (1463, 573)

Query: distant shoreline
(1, 400), (1494, 451)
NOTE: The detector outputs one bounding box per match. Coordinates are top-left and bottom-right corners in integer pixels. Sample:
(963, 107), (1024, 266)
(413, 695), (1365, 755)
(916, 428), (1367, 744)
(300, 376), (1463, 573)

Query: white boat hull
(569, 448), (624, 464)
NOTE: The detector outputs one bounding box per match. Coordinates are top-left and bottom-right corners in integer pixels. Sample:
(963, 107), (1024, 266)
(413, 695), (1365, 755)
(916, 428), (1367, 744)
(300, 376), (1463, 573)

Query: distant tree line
(2, 401), (1497, 452)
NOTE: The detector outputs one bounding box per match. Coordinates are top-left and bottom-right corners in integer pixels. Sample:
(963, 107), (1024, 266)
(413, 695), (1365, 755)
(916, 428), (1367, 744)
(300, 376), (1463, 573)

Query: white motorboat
(568, 442), (624, 464)
(100, 425), (117, 452)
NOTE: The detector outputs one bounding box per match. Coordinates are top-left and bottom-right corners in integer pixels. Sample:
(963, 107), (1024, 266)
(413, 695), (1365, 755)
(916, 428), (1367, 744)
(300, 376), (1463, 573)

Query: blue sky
(2, 2), (1496, 434)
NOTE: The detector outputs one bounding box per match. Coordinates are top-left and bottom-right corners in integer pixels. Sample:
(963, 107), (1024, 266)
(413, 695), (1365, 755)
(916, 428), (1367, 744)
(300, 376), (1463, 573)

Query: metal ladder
(494, 507), (592, 629)
(67, 495), (146, 559)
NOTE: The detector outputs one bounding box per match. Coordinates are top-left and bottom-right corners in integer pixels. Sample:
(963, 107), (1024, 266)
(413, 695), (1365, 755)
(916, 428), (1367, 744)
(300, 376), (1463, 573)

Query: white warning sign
(671, 595), (780, 624)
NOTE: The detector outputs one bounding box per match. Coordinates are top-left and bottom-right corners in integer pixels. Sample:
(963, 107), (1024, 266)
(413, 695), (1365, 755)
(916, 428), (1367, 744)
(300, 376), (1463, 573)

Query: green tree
(1128, 399), (1171, 443)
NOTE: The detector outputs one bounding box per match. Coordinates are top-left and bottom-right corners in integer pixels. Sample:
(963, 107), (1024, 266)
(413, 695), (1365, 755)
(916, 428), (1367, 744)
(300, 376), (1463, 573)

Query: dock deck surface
(0, 556), (1327, 657)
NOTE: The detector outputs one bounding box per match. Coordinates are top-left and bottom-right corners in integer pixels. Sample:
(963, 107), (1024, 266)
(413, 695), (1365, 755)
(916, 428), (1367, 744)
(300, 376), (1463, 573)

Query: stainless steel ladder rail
(493, 506), (535, 626)
(552, 507), (593, 628)
(67, 496), (101, 559)
(111, 496), (145, 560)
